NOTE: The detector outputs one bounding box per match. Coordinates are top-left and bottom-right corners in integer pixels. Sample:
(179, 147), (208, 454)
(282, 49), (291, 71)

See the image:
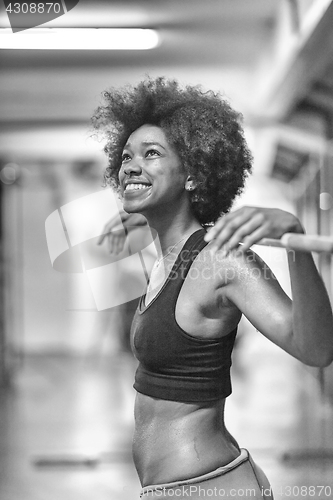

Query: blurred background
(1, 0), (333, 499)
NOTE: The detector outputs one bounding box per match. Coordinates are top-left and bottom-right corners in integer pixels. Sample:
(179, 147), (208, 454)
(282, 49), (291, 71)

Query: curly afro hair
(92, 77), (252, 225)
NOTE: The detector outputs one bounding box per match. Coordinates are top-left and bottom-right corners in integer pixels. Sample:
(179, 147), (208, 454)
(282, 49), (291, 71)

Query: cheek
(168, 159), (186, 181)
(161, 172), (185, 190)
(173, 168), (187, 187)
(118, 166), (124, 183)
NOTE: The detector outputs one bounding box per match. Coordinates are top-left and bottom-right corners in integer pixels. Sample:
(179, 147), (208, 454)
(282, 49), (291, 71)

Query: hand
(204, 206), (304, 255)
(98, 211), (147, 254)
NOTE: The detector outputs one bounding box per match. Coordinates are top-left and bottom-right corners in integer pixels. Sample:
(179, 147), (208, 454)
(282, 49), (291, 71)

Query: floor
(1, 329), (333, 500)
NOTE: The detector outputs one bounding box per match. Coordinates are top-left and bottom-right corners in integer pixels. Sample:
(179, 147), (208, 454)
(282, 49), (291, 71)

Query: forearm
(288, 249), (333, 367)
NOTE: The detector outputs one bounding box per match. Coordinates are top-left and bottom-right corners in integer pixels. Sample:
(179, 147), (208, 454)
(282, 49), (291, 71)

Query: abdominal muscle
(133, 392), (241, 487)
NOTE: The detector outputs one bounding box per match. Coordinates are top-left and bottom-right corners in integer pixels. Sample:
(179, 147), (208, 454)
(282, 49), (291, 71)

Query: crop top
(131, 228), (237, 403)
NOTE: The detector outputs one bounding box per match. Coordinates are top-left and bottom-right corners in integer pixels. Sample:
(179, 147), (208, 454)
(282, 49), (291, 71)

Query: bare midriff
(133, 392), (241, 487)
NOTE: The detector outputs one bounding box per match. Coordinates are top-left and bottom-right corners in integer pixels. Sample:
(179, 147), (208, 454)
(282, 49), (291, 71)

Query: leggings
(140, 449), (273, 499)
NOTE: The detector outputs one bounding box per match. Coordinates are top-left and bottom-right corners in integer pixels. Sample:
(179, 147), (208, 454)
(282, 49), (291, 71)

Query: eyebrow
(123, 141), (167, 151)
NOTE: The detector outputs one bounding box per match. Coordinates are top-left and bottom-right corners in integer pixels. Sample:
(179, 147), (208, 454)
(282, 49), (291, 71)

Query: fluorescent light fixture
(0, 28), (159, 50)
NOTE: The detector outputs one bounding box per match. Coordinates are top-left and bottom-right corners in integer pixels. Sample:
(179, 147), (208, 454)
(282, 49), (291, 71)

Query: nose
(123, 157), (142, 177)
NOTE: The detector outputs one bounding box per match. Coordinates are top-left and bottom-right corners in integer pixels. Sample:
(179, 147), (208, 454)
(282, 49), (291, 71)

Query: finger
(204, 215), (228, 242)
(119, 227), (129, 254)
(108, 233), (115, 254)
(218, 214), (266, 254)
(109, 232), (123, 254)
(113, 236), (120, 254)
(239, 225), (271, 252)
(209, 211), (259, 253)
(113, 233), (122, 254)
(98, 211), (130, 246)
(115, 235), (126, 255)
(97, 233), (107, 245)
(111, 229), (128, 254)
(97, 219), (119, 245)
(204, 207), (251, 242)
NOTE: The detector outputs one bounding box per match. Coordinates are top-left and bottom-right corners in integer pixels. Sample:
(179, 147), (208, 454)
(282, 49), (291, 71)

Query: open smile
(124, 183), (152, 196)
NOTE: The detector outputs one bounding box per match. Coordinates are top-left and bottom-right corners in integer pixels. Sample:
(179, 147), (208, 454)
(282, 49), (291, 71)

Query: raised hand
(98, 211), (147, 254)
(204, 206), (304, 255)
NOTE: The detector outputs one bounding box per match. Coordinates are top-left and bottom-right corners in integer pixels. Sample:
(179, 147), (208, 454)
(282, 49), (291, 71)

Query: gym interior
(1, 1), (333, 499)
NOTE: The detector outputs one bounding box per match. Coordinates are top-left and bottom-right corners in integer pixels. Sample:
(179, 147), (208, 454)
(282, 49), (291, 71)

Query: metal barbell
(257, 233), (333, 253)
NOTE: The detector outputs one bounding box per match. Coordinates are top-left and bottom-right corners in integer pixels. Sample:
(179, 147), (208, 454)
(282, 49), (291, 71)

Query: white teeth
(125, 183), (151, 191)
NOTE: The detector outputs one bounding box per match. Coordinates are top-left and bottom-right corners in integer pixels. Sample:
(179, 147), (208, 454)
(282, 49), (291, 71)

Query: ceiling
(1, 0), (333, 164)
(0, 0), (280, 133)
(0, 0), (279, 68)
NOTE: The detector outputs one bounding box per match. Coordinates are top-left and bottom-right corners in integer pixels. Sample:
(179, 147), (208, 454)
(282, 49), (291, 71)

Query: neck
(145, 211), (202, 256)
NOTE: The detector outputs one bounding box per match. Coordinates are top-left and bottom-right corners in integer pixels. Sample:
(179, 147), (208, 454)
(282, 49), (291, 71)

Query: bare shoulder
(176, 241), (242, 337)
(179, 243), (235, 306)
(197, 243), (276, 289)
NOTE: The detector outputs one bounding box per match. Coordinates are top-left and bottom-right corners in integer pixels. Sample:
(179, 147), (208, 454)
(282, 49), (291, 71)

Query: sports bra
(131, 228), (237, 403)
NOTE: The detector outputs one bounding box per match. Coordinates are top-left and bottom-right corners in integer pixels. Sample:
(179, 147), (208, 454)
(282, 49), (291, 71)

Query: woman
(93, 77), (333, 499)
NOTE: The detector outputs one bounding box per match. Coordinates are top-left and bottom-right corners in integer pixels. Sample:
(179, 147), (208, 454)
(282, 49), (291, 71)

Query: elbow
(293, 341), (333, 368)
(303, 359), (333, 369)
(302, 352), (333, 368)
(316, 355), (333, 368)
(291, 326), (333, 368)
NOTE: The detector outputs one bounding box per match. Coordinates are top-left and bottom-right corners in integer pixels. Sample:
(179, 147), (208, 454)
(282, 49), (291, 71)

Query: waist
(134, 361), (233, 402)
(133, 393), (240, 487)
(140, 449), (249, 497)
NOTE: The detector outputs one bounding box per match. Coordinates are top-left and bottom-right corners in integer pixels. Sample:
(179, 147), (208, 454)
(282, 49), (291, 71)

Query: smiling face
(119, 124), (189, 217)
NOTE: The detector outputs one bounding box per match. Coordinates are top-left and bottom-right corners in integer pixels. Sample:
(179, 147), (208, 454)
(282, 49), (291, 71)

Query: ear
(184, 176), (197, 192)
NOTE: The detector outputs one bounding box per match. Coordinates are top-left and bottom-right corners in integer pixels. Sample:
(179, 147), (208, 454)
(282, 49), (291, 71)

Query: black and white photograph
(1, 1), (333, 499)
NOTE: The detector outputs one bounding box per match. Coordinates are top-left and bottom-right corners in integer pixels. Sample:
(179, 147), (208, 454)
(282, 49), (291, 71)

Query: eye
(121, 152), (131, 162)
(145, 149), (160, 158)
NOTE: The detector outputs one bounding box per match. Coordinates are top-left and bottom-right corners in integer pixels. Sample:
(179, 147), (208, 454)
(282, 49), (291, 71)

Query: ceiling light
(0, 28), (159, 50)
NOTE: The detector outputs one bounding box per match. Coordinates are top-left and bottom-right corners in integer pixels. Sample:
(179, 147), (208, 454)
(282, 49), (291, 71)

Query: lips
(125, 182), (152, 192)
(123, 181), (152, 198)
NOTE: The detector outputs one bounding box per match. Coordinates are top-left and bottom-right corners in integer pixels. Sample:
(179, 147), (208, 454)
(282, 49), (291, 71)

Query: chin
(122, 201), (145, 215)
(123, 195), (153, 215)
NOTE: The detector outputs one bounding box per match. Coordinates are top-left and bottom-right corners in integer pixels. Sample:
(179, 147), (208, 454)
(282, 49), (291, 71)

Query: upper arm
(222, 249), (295, 356)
